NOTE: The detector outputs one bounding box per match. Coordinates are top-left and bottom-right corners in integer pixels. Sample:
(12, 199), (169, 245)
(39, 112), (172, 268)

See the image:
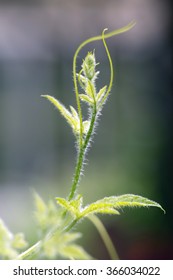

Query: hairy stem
(68, 104), (97, 201)
(68, 146), (85, 201)
(70, 22), (135, 199)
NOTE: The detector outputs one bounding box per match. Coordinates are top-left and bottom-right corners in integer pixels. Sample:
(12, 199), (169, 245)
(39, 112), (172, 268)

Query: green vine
(0, 21), (165, 260)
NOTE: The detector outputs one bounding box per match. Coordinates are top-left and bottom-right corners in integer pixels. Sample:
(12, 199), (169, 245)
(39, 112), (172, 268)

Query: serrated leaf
(56, 193), (164, 221)
(95, 194), (165, 213)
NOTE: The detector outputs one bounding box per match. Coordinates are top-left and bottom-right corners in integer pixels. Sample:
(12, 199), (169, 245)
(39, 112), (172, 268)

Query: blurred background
(0, 0), (172, 259)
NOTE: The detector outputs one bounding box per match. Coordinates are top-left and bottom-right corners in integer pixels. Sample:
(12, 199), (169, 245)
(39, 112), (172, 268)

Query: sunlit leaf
(56, 195), (82, 218)
(82, 120), (90, 134)
(81, 203), (120, 217)
(56, 193), (164, 221)
(79, 94), (93, 105)
(95, 194), (165, 213)
(86, 80), (96, 99)
(96, 85), (107, 109)
(96, 85), (107, 103)
(42, 95), (78, 133)
(77, 73), (87, 89)
(70, 106), (79, 120)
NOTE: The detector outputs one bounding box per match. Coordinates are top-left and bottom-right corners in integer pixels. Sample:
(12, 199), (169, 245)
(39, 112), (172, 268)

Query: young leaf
(70, 106), (79, 121)
(82, 51), (97, 81)
(81, 203), (120, 217)
(41, 95), (79, 134)
(82, 120), (90, 135)
(56, 194), (164, 221)
(95, 194), (165, 213)
(56, 195), (82, 219)
(96, 85), (107, 109)
(85, 80), (96, 99)
(77, 73), (87, 90)
(79, 94), (94, 105)
(56, 195), (120, 219)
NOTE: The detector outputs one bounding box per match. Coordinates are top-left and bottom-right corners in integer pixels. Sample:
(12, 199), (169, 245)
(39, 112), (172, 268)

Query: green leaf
(56, 195), (119, 219)
(42, 95), (91, 137)
(96, 85), (107, 108)
(56, 194), (165, 221)
(70, 106), (79, 121)
(95, 194), (165, 213)
(79, 94), (94, 105)
(56, 195), (82, 218)
(42, 95), (79, 134)
(81, 203), (120, 217)
(85, 80), (96, 99)
(77, 73), (87, 90)
(33, 193), (91, 260)
(82, 120), (90, 134)
(82, 51), (96, 81)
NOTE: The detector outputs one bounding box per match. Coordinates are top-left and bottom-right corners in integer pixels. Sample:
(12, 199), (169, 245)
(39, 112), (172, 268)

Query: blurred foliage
(0, 219), (27, 260)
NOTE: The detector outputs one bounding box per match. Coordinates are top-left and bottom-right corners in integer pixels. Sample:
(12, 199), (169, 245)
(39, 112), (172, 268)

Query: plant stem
(70, 22), (136, 200)
(68, 105), (97, 201)
(18, 107), (96, 259)
(68, 147), (85, 201)
(17, 218), (78, 260)
(17, 241), (42, 260)
(63, 219), (78, 233)
(88, 215), (119, 260)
